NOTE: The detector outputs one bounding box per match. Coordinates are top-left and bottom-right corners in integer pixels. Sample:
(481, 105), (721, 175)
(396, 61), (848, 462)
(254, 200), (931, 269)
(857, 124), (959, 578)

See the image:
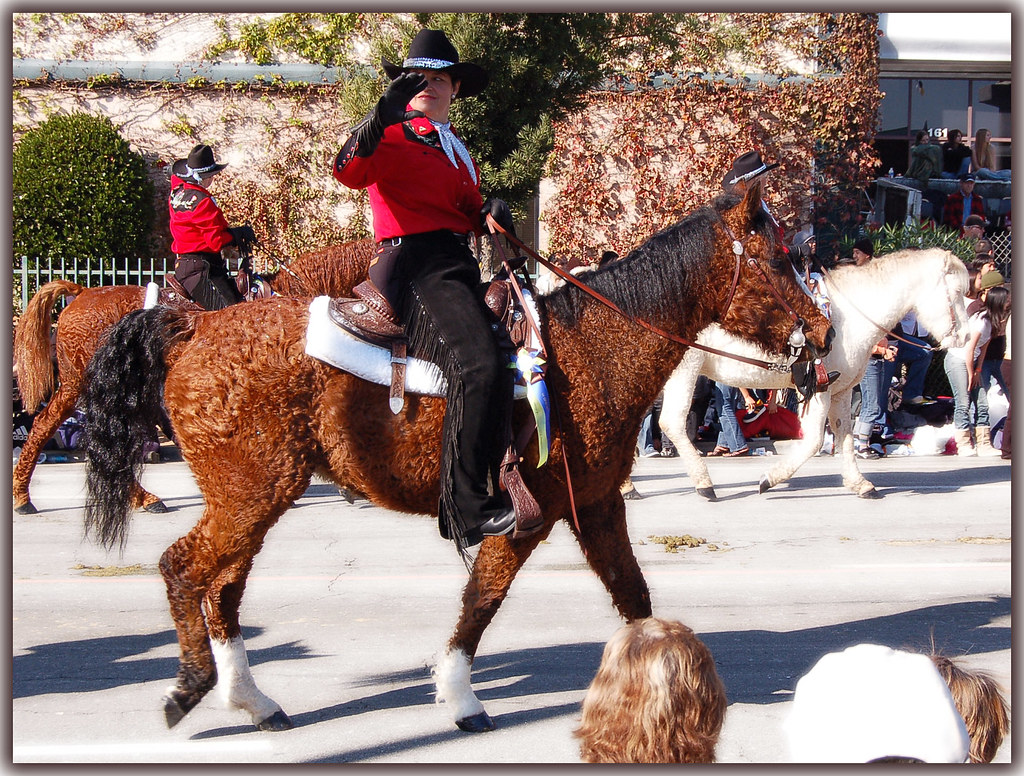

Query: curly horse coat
(81, 184), (833, 733)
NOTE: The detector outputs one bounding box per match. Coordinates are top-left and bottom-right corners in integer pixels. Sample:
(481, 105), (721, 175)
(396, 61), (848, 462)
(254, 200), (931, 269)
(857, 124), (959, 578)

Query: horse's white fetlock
(432, 648), (486, 722)
(210, 636), (283, 724)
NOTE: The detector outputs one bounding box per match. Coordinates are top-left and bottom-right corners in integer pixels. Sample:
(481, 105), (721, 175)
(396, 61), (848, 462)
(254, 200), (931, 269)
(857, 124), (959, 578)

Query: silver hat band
(728, 163), (768, 185)
(404, 57), (456, 70)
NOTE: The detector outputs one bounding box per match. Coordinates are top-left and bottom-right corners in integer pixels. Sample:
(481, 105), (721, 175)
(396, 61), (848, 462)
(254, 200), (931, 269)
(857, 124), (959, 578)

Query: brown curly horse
(12, 240), (373, 515)
(81, 183), (833, 734)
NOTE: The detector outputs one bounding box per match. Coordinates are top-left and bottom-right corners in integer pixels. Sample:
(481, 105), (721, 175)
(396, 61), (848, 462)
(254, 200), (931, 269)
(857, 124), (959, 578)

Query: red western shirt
(333, 117), (483, 242)
(168, 175), (234, 254)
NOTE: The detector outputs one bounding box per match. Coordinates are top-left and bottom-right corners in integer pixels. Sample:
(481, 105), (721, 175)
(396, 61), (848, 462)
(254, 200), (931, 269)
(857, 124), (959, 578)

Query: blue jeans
(944, 351), (989, 430)
(637, 410), (655, 455)
(982, 358), (1009, 400)
(713, 383), (746, 451)
(855, 358), (888, 440)
(940, 156), (972, 179)
(885, 335), (932, 401)
(975, 167), (1011, 181)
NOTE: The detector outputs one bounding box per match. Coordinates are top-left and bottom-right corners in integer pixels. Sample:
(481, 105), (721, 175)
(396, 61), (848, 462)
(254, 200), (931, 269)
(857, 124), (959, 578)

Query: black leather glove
(378, 73), (427, 127)
(228, 225), (258, 252)
(346, 73), (427, 160)
(482, 198), (516, 237)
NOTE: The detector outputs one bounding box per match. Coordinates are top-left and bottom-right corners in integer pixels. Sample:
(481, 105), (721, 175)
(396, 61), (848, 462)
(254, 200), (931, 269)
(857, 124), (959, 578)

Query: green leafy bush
(13, 112), (154, 260)
(839, 221), (976, 264)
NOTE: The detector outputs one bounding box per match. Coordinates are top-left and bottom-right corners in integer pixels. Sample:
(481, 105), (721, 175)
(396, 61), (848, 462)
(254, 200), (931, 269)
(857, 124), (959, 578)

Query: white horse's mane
(827, 247), (956, 292)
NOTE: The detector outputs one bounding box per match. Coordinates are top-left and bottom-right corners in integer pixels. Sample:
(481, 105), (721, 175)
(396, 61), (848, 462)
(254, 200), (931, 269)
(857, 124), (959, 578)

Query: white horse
(659, 248), (969, 500)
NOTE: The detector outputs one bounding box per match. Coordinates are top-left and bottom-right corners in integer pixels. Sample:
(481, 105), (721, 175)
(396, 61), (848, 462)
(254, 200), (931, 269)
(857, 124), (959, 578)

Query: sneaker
(905, 396), (936, 406)
(855, 448), (881, 460)
(743, 406), (766, 423)
(642, 448), (660, 458)
(660, 447), (678, 458)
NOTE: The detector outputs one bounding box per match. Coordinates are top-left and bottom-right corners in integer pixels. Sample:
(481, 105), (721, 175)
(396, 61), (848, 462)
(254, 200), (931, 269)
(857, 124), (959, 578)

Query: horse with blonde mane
(658, 247), (969, 500)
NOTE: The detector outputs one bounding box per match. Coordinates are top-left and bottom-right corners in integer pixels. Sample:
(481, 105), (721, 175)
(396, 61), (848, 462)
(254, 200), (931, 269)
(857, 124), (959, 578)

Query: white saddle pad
(304, 295), (527, 400)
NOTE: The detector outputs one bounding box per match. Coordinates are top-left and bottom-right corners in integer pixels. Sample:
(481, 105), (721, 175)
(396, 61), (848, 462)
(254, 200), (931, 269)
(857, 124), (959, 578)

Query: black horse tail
(83, 306), (195, 550)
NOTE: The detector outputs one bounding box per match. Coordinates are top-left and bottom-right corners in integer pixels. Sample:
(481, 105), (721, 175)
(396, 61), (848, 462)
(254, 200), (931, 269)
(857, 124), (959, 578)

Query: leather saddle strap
(389, 341), (407, 415)
(500, 445), (544, 538)
(488, 233), (548, 359)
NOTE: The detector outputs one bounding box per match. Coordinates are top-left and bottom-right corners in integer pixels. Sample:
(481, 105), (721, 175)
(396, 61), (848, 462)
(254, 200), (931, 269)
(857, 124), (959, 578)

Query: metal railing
(14, 256), (173, 315)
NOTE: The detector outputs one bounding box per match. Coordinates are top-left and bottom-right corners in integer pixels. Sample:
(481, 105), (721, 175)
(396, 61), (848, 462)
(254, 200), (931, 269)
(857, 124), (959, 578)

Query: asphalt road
(11, 446), (1012, 764)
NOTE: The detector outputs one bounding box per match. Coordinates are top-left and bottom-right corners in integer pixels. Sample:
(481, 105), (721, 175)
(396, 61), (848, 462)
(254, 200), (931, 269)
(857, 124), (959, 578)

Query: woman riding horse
(333, 29), (521, 550)
(170, 143), (257, 310)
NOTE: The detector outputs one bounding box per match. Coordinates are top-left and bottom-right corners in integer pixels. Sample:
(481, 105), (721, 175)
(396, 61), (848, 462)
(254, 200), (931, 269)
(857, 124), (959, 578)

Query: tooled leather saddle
(326, 257), (544, 538)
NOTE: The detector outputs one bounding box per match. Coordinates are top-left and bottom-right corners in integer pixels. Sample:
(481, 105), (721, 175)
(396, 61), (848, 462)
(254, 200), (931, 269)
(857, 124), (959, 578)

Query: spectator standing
(944, 276), (1009, 456)
(999, 311), (1011, 459)
(850, 240), (893, 457)
(705, 382), (749, 457)
(888, 309), (935, 407)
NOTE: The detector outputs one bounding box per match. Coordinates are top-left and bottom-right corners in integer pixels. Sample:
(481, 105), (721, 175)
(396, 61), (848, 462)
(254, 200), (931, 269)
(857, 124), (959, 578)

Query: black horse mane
(538, 192), (778, 329)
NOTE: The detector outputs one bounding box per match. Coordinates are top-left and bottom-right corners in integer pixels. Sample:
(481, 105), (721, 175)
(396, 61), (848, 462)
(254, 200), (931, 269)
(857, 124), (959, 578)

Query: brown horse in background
(12, 240), (373, 515)
(81, 183), (833, 734)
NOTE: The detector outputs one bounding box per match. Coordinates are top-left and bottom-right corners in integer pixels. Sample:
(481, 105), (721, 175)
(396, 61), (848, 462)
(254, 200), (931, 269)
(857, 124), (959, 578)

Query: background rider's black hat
(381, 28), (488, 99)
(172, 144), (227, 182)
(722, 150), (780, 190)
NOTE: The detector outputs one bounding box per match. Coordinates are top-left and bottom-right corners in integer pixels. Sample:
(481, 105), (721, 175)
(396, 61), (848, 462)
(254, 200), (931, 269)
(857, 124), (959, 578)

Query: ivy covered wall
(12, 12), (882, 270)
(544, 13), (882, 259)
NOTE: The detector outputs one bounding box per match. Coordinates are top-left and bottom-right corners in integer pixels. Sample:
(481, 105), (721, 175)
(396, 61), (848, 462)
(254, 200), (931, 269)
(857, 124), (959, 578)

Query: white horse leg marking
(829, 389), (874, 495)
(763, 390), (830, 489)
(432, 647), (485, 722)
(661, 351), (715, 494)
(210, 636), (284, 724)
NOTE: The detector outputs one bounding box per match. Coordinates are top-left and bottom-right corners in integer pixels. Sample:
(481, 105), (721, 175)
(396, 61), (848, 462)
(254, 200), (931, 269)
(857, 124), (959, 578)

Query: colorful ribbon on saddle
(511, 346), (551, 467)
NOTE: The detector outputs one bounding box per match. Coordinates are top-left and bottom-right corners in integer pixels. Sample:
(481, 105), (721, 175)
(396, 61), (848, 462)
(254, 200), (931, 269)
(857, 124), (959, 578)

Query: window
(875, 76), (1011, 176)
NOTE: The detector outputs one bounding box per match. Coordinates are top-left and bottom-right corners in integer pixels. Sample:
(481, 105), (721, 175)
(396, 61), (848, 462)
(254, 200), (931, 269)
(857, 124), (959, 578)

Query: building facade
(874, 12), (1012, 176)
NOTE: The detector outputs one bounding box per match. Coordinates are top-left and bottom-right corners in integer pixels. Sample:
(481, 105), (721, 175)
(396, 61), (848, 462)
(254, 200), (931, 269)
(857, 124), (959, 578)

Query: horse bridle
(485, 216), (798, 372)
(719, 221), (811, 365)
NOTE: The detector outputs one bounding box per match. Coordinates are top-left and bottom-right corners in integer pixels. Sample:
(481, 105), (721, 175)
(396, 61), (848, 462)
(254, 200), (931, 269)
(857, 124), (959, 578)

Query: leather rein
(485, 215), (802, 372)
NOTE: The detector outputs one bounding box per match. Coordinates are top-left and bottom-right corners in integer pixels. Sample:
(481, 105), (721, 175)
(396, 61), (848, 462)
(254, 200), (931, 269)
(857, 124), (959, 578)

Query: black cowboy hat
(172, 144), (227, 181)
(381, 28), (488, 99)
(721, 150), (780, 190)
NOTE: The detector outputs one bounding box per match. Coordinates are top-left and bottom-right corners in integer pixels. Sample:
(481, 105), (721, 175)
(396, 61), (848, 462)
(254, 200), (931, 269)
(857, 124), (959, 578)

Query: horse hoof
(758, 476), (773, 494)
(143, 500), (168, 513)
(621, 488), (643, 501)
(455, 711), (495, 733)
(163, 694), (189, 729)
(859, 488), (882, 500)
(256, 710), (294, 731)
(696, 487), (717, 501)
(338, 487), (357, 504)
(14, 501), (38, 515)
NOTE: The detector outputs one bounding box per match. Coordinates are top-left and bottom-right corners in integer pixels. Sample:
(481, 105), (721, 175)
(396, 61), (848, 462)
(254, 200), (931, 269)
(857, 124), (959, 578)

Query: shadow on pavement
(82, 595), (1007, 760)
(12, 626), (312, 699)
